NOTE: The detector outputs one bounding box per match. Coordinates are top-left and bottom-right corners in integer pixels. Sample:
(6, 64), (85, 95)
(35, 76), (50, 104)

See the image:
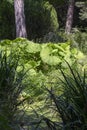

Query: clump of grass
(0, 51), (27, 130)
(40, 63), (87, 130)
(59, 63), (87, 129)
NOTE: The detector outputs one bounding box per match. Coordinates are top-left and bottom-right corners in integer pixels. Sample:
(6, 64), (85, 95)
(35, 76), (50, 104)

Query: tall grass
(41, 63), (87, 130)
(0, 51), (27, 130)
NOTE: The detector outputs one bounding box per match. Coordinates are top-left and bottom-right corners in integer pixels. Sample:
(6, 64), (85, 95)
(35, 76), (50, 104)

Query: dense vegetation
(0, 0), (87, 130)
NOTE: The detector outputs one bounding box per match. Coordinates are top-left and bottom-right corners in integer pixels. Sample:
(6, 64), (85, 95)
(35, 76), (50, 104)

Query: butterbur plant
(0, 51), (27, 130)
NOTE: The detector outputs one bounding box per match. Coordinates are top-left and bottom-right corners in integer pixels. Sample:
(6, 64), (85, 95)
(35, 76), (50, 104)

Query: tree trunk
(65, 0), (75, 34)
(14, 0), (27, 38)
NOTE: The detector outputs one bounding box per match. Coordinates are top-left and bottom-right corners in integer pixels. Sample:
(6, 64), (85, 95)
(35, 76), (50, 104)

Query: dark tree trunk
(14, 0), (27, 38)
(65, 0), (75, 34)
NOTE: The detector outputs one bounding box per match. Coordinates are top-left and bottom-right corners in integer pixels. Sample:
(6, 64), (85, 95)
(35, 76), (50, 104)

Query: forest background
(0, 0), (87, 41)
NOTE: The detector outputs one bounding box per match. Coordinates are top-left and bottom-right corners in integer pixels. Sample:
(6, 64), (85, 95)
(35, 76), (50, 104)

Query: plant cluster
(0, 51), (28, 130)
(33, 64), (87, 130)
(0, 38), (85, 99)
(70, 29), (87, 55)
(0, 38), (87, 129)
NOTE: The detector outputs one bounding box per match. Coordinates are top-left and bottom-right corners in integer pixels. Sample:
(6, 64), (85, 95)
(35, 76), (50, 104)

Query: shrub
(0, 0), (15, 40)
(25, 0), (59, 40)
(69, 29), (87, 54)
(0, 38), (85, 100)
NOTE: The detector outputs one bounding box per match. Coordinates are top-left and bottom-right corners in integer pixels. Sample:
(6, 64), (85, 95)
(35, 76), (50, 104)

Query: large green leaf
(25, 42), (41, 53)
(40, 44), (61, 65)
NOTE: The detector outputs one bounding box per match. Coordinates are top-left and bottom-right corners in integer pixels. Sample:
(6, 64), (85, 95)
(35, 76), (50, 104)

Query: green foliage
(70, 29), (87, 54)
(25, 0), (59, 40)
(40, 44), (61, 65)
(40, 42), (85, 67)
(40, 64), (87, 130)
(0, 38), (85, 100)
(0, 38), (86, 129)
(0, 50), (27, 129)
(0, 38), (85, 69)
(76, 1), (87, 21)
(59, 66), (87, 129)
(0, 0), (15, 39)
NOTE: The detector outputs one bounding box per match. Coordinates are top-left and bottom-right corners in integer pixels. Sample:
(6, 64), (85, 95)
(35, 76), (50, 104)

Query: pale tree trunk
(14, 0), (27, 38)
(65, 0), (75, 34)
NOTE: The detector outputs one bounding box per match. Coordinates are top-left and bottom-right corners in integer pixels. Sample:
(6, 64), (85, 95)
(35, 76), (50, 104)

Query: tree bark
(14, 0), (27, 38)
(65, 0), (75, 34)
